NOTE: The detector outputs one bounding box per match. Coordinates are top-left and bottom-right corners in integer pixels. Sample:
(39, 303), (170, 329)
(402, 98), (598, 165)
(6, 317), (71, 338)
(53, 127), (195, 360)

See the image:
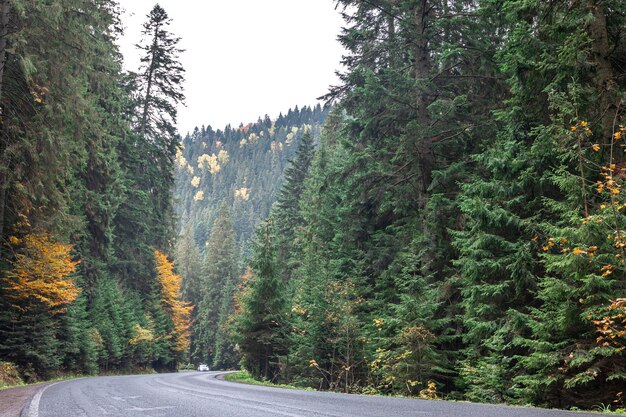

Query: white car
(197, 364), (209, 372)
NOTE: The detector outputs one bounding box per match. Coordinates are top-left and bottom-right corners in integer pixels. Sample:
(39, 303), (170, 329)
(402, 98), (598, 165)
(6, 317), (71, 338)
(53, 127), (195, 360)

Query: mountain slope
(174, 104), (330, 251)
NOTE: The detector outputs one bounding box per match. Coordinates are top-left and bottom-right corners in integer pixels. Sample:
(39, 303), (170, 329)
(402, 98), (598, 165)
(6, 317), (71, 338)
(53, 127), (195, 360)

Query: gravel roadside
(0, 383), (48, 417)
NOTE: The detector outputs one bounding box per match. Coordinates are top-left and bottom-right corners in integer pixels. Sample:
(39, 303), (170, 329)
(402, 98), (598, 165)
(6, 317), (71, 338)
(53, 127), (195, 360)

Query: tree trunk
(412, 0), (436, 277)
(0, 0), (11, 241)
(140, 26), (159, 139)
(587, 0), (617, 141)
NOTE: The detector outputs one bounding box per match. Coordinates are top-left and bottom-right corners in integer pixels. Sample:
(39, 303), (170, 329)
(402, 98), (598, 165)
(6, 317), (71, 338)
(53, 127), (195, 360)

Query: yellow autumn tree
(154, 249), (193, 352)
(3, 229), (80, 313)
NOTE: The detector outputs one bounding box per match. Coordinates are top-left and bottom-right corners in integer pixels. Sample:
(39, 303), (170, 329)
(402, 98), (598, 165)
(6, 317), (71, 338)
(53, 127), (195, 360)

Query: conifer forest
(1, 0), (626, 413)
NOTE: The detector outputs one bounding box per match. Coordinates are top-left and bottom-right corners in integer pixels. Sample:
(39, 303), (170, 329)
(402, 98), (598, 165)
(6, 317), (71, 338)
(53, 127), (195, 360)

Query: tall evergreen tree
(234, 220), (287, 380)
(193, 203), (240, 368)
(135, 3), (185, 251)
(273, 130), (316, 281)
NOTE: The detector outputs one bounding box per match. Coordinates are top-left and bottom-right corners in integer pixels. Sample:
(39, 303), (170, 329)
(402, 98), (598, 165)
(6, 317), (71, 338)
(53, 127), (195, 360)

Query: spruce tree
(192, 203), (240, 368)
(273, 130), (316, 282)
(234, 220), (286, 380)
(134, 3), (185, 251)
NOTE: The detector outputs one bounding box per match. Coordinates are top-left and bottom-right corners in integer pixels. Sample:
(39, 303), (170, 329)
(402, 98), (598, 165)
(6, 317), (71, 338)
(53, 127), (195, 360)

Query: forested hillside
(230, 0), (626, 411)
(172, 105), (329, 368)
(174, 105), (329, 248)
(0, 2), (191, 382)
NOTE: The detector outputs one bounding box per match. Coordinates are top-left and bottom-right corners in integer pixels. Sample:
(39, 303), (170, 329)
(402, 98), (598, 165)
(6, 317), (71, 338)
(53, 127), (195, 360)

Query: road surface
(23, 371), (609, 417)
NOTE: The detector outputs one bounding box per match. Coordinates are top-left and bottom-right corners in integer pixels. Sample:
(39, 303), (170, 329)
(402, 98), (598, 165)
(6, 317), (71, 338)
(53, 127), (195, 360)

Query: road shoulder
(0, 383), (50, 417)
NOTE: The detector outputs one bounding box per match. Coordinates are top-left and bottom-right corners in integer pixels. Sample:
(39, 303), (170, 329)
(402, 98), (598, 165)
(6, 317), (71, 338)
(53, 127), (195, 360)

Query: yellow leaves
(197, 153), (220, 174)
(270, 142), (285, 153)
(419, 380), (439, 400)
(154, 250), (193, 352)
(373, 318), (384, 330)
(193, 191), (204, 201)
(572, 248), (587, 256)
(198, 152), (226, 174)
(3, 229), (79, 313)
(615, 131), (623, 141)
(235, 187), (250, 201)
(291, 305), (307, 315)
(129, 323), (154, 345)
(191, 176), (200, 188)
(309, 359), (319, 368)
(592, 144), (600, 152)
(218, 149), (229, 165)
(175, 149), (188, 168)
(30, 83), (48, 105)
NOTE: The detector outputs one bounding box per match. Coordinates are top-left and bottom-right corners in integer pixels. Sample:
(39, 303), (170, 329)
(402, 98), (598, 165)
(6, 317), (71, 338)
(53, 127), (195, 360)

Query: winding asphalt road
(23, 371), (609, 417)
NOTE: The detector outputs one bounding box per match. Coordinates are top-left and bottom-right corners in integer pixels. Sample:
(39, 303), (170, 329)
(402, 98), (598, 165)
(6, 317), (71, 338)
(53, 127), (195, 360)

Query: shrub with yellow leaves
(3, 228), (80, 313)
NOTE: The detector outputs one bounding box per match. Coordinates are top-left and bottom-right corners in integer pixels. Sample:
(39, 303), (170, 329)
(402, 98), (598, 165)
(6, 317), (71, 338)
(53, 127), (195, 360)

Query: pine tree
(193, 203), (240, 368)
(175, 224), (202, 302)
(134, 3), (185, 252)
(273, 130), (316, 282)
(234, 220), (287, 380)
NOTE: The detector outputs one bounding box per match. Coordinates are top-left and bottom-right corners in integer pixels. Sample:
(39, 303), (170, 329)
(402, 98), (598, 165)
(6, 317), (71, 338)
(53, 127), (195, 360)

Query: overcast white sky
(117, 1), (346, 135)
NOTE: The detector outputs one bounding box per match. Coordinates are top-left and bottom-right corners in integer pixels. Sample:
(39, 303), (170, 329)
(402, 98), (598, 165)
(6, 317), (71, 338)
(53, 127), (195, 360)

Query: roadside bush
(0, 362), (23, 388)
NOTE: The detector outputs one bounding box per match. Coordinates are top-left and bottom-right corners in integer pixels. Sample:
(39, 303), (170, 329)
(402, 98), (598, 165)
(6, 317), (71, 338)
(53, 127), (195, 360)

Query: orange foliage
(154, 249), (193, 352)
(594, 298), (626, 351)
(3, 230), (79, 313)
(232, 267), (253, 316)
(240, 123), (253, 134)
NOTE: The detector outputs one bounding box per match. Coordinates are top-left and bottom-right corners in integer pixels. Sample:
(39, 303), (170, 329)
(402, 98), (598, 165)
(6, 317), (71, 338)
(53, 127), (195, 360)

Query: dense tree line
(173, 106), (330, 368)
(173, 104), (330, 250)
(0, 1), (191, 382)
(232, 0), (626, 411)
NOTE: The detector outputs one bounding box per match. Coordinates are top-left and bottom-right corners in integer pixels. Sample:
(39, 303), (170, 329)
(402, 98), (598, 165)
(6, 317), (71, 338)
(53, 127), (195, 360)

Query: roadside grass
(223, 371), (314, 391)
(223, 371), (626, 415)
(0, 374), (80, 391)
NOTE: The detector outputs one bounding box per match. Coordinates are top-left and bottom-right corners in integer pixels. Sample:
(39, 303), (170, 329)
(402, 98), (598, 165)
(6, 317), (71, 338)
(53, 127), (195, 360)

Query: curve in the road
(22, 371), (611, 417)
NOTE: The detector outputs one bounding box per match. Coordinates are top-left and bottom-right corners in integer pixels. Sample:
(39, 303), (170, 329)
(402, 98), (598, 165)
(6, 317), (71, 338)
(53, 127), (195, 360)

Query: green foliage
(173, 105), (330, 254)
(229, 0), (626, 412)
(0, 1), (188, 380)
(234, 220), (287, 381)
(192, 203), (240, 369)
